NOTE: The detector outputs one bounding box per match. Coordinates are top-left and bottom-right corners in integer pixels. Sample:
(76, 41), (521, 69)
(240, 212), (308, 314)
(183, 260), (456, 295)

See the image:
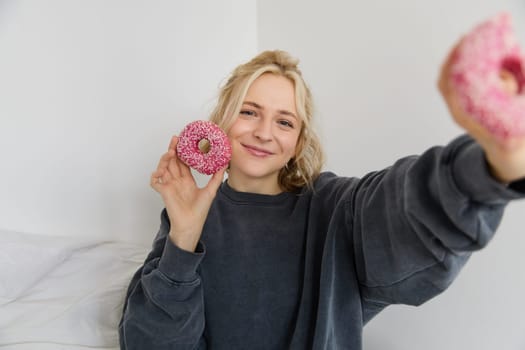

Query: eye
(278, 119), (294, 128)
(240, 109), (256, 117)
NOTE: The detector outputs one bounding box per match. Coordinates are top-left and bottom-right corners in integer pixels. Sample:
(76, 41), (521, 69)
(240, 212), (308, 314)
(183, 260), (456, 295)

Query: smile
(242, 144), (274, 157)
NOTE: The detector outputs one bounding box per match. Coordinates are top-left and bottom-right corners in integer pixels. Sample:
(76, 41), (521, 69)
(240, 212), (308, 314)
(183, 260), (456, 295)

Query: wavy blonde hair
(210, 50), (324, 192)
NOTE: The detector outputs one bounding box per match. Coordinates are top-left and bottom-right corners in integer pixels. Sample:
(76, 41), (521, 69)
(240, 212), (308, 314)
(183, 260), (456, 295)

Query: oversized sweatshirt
(119, 135), (525, 349)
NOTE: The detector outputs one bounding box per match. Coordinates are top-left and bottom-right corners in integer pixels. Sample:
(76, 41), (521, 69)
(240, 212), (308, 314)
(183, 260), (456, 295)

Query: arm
(353, 135), (524, 313)
(355, 39), (525, 315)
(119, 136), (225, 349)
(119, 210), (207, 350)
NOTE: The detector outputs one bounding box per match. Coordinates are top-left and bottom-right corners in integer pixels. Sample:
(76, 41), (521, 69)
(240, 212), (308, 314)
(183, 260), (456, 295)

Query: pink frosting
(176, 120), (232, 175)
(451, 12), (525, 139)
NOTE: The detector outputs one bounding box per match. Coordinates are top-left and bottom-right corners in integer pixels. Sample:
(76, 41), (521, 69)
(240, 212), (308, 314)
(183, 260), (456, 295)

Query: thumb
(205, 167), (227, 195)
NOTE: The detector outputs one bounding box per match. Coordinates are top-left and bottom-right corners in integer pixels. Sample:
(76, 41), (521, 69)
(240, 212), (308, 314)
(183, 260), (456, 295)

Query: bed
(0, 230), (149, 350)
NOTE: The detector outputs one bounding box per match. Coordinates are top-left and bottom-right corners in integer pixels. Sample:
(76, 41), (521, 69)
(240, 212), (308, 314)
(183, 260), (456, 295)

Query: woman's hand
(438, 41), (525, 184)
(150, 136), (227, 252)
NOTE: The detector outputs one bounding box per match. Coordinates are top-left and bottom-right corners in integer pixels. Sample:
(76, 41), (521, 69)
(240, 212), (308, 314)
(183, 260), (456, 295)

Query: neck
(226, 174), (282, 195)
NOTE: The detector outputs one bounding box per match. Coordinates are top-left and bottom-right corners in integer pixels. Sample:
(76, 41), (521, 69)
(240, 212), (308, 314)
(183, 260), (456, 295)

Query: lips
(242, 144), (274, 157)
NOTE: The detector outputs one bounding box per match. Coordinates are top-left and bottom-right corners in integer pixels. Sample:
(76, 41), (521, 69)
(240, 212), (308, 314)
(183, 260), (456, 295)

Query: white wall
(258, 0), (525, 349)
(0, 0), (257, 245)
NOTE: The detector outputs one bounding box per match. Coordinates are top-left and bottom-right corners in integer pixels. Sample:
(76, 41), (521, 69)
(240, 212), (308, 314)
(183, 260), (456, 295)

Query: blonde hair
(210, 50), (324, 192)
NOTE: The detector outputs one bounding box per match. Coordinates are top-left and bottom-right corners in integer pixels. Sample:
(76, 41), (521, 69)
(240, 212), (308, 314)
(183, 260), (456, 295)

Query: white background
(0, 0), (258, 243)
(1, 1), (524, 349)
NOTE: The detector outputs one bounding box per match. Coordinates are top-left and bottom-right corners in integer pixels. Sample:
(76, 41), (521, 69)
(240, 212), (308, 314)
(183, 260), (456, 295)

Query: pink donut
(176, 120), (232, 175)
(451, 12), (525, 139)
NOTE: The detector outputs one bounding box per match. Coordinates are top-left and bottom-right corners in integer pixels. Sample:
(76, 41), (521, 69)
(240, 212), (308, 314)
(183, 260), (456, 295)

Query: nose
(253, 118), (273, 142)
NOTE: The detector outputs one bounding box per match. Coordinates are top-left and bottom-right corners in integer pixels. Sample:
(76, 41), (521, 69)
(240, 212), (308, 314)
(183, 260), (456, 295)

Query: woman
(119, 48), (525, 349)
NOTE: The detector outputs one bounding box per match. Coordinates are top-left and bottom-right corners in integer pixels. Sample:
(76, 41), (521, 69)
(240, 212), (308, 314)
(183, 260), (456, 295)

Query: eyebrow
(243, 101), (298, 120)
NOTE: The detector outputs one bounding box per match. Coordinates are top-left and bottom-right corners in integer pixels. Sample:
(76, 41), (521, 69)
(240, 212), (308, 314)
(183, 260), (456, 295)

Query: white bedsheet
(0, 230), (149, 349)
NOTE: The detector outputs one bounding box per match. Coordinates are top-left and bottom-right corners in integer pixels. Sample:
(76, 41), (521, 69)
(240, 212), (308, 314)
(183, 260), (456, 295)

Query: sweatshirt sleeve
(351, 135), (524, 310)
(118, 209), (207, 350)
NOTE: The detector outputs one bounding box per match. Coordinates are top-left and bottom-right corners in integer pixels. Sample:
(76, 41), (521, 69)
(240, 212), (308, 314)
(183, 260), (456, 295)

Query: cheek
(228, 119), (250, 138)
(284, 134), (300, 156)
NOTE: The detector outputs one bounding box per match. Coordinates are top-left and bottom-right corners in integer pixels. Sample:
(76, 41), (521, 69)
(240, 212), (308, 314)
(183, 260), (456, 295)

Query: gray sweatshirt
(119, 135), (524, 349)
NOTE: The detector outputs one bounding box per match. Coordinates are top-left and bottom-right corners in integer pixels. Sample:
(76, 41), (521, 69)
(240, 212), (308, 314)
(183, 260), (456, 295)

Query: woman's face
(227, 73), (301, 194)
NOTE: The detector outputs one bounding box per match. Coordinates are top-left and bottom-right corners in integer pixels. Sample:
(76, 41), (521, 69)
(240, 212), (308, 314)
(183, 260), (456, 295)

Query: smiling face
(227, 73), (302, 194)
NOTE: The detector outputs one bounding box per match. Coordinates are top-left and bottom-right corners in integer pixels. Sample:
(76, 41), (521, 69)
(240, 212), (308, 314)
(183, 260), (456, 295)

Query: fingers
(156, 148), (176, 172)
(150, 136), (182, 190)
(437, 40), (472, 133)
(156, 136), (186, 178)
(438, 38), (463, 96)
(167, 136), (193, 178)
(438, 52), (454, 96)
(151, 135), (227, 196)
(150, 170), (165, 190)
(168, 135), (178, 152)
(436, 42), (515, 152)
(205, 166), (227, 195)
(160, 136), (179, 172)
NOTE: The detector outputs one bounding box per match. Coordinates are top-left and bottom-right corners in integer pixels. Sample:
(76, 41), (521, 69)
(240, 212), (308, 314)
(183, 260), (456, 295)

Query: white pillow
(0, 230), (79, 305)
(0, 230), (148, 348)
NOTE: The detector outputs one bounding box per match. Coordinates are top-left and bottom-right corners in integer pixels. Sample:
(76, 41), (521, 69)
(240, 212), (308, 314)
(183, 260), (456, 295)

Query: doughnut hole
(500, 57), (525, 94)
(198, 138), (211, 153)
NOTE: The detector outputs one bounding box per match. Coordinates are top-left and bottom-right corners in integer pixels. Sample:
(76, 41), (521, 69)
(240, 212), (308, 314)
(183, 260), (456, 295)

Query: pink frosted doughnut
(176, 120), (232, 175)
(451, 12), (525, 139)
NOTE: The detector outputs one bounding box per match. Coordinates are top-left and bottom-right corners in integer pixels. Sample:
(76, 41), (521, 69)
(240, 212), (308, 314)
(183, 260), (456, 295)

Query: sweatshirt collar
(219, 180), (293, 205)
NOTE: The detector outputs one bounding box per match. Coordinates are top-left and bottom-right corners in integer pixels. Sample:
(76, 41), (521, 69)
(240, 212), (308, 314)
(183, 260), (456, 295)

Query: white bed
(0, 230), (149, 350)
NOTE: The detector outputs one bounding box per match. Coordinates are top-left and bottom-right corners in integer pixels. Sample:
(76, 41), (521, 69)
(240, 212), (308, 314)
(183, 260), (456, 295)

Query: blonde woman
(119, 49), (525, 349)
